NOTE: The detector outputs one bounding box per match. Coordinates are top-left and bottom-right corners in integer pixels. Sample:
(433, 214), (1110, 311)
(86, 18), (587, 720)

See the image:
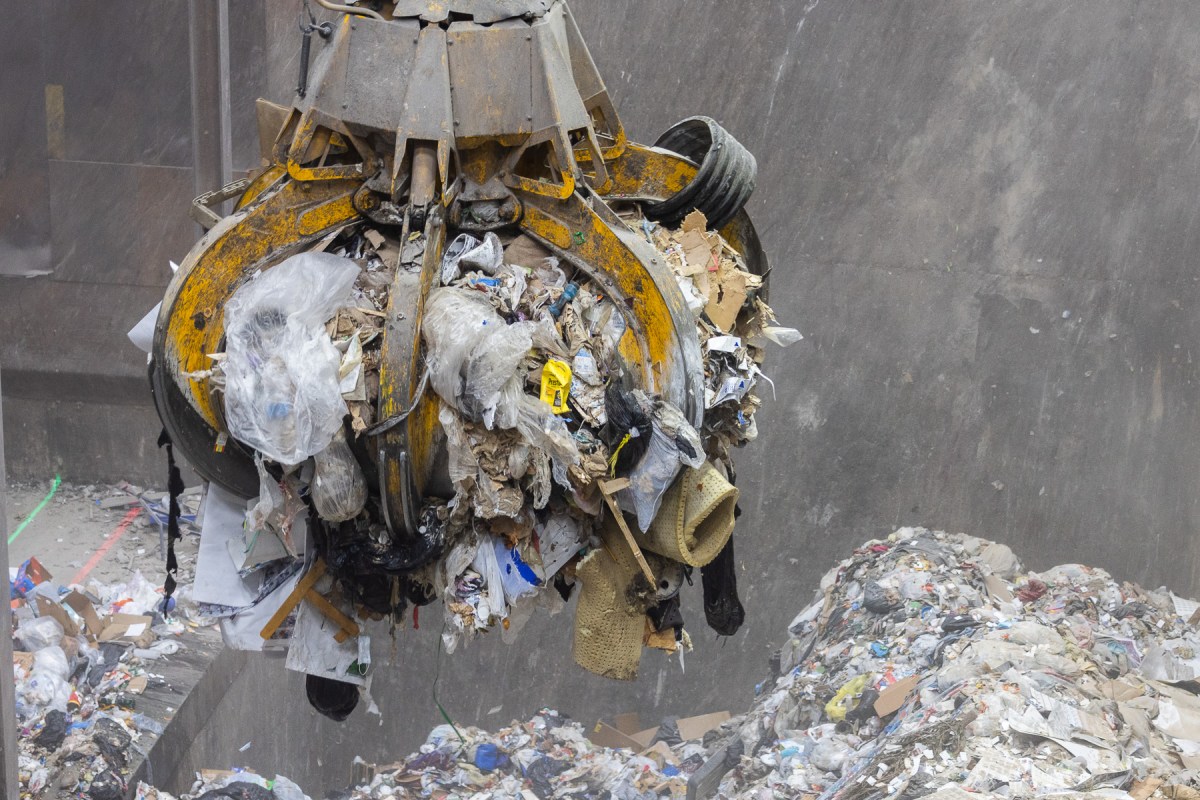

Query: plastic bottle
(548, 282), (579, 318)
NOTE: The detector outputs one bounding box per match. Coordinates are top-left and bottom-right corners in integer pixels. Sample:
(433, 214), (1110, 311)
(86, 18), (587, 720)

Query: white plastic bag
(441, 232), (503, 283)
(17, 617), (64, 651)
(222, 253), (359, 465)
(311, 435), (368, 523)
(471, 539), (509, 625)
(423, 287), (535, 428)
(32, 645), (69, 681)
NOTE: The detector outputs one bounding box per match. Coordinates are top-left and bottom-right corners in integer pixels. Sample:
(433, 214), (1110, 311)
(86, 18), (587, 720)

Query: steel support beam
(0, 370), (19, 800)
(189, 0), (233, 212)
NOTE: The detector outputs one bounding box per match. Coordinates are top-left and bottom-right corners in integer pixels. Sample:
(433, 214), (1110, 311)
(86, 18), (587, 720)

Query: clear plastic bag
(17, 616), (64, 651)
(311, 435), (368, 523)
(222, 253), (360, 465)
(467, 325), (533, 429)
(619, 399), (705, 531)
(423, 288), (535, 429)
(17, 671), (69, 717)
(33, 645), (70, 681)
(441, 232), (503, 283)
(514, 395), (581, 479)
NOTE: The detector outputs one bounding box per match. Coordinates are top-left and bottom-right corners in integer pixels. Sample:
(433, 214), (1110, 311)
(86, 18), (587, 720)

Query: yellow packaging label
(540, 360), (573, 415)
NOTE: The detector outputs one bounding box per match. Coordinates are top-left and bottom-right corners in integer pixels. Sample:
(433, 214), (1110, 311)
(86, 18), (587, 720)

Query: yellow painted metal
(161, 176), (362, 427)
(286, 116), (378, 182)
(504, 135), (577, 200)
(237, 165), (287, 209)
(378, 212), (447, 529)
(597, 143), (697, 200)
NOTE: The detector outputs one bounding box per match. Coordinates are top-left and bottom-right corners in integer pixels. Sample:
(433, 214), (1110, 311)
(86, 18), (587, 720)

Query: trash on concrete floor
(9, 556), (212, 800)
(143, 528), (1200, 798)
(177, 209), (799, 716)
(135, 772), (311, 800)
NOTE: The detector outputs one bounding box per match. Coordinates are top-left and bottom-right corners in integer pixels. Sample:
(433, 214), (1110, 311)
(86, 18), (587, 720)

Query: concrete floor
(5, 479), (199, 596)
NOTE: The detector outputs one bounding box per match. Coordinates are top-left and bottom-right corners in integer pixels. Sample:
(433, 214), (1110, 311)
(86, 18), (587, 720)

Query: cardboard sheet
(874, 675), (920, 717)
(100, 613), (155, 647)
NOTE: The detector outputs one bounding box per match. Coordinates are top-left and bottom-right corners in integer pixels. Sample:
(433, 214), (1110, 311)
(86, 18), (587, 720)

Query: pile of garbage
(135, 774), (310, 800)
(149, 528), (1200, 799)
(138, 709), (698, 800)
(702, 527), (1200, 797)
(186, 207), (798, 711)
(10, 560), (205, 800)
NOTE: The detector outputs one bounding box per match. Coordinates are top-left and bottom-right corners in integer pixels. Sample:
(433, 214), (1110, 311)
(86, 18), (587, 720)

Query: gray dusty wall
(5, 1), (1200, 792)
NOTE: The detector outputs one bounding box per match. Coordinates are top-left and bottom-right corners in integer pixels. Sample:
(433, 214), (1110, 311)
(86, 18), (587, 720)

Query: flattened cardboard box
(64, 591), (106, 639)
(35, 591), (109, 642)
(100, 613), (155, 648)
(35, 596), (80, 638)
(588, 710), (730, 751)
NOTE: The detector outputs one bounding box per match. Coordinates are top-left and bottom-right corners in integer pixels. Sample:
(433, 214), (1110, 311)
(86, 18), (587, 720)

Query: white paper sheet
(194, 485), (263, 607)
(284, 588), (367, 686)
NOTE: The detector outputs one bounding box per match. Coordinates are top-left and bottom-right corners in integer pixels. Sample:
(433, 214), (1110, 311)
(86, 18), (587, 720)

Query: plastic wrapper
(33, 645), (70, 681)
(618, 400), (705, 532)
(441, 232), (503, 283)
(222, 253), (360, 465)
(16, 616), (64, 651)
(311, 435), (368, 523)
(247, 454), (286, 534)
(423, 287), (536, 428)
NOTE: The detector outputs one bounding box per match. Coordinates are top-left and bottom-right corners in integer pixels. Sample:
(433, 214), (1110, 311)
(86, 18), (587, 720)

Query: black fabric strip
(157, 428), (184, 613)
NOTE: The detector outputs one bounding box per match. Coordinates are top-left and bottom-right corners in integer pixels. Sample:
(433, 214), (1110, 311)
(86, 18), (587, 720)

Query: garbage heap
(10, 566), (207, 800)
(703, 527), (1200, 797)
(197, 208), (799, 697)
(140, 709), (697, 800)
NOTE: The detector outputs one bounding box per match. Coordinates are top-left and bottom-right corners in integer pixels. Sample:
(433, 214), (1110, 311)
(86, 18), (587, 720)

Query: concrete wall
(0, 2), (197, 484)
(5, 1), (1200, 792)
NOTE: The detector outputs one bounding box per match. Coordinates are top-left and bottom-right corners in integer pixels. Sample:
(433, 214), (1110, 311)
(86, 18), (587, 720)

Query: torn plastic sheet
(440, 231), (503, 284)
(221, 253), (359, 465)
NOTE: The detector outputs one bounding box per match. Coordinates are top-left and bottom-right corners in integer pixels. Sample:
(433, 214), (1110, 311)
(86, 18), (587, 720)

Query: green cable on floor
(433, 626), (467, 746)
(8, 474), (61, 545)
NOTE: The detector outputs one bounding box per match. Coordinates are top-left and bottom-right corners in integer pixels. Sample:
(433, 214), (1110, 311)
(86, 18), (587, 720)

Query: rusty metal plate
(299, 16), (421, 135)
(446, 22), (533, 138)
(391, 0), (551, 24)
(530, 1), (589, 134)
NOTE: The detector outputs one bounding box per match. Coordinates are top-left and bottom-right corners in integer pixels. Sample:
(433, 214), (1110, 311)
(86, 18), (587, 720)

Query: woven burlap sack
(573, 521), (647, 681)
(636, 461), (738, 567)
